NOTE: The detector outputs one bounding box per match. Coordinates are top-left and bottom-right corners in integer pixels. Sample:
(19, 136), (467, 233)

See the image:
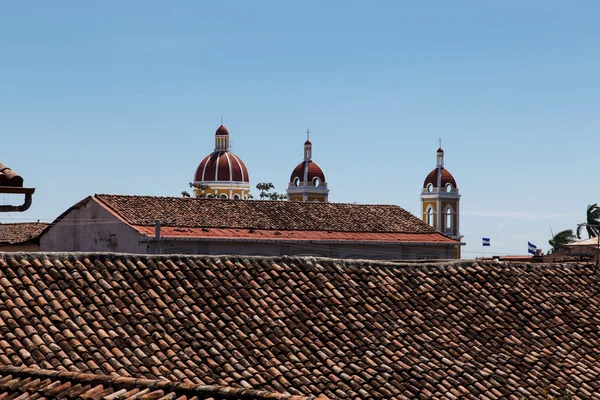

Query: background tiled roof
(0, 253), (598, 399)
(0, 222), (48, 245)
(95, 194), (438, 233)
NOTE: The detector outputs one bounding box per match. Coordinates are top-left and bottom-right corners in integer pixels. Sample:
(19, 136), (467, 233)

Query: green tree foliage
(548, 229), (577, 253)
(183, 183), (216, 198)
(577, 203), (600, 239)
(256, 182), (287, 200)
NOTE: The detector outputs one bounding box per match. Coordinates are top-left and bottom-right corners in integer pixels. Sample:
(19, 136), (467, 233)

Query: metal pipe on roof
(155, 219), (161, 254)
(0, 192), (33, 212)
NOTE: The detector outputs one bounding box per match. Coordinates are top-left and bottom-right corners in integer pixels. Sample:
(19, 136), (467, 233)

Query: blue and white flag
(528, 242), (537, 255)
(482, 237), (490, 247)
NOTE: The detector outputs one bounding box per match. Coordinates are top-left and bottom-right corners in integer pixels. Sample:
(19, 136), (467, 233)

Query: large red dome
(195, 151), (249, 183)
(290, 161), (326, 183)
(423, 167), (456, 188)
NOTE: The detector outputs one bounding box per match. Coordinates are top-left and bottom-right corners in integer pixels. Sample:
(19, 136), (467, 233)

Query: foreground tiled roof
(93, 194), (439, 234)
(0, 253), (599, 399)
(0, 365), (314, 400)
(0, 222), (48, 245)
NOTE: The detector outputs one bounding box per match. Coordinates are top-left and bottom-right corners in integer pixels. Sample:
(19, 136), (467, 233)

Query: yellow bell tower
(421, 140), (463, 258)
(287, 129), (329, 202)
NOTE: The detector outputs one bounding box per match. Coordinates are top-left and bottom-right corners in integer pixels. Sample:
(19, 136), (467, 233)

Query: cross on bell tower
(304, 129), (312, 161)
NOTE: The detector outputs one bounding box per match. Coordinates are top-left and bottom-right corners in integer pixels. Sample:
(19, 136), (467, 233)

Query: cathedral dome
(192, 123), (251, 200)
(423, 167), (456, 189)
(286, 130), (330, 202)
(290, 161), (326, 186)
(422, 146), (457, 190)
(195, 151), (249, 183)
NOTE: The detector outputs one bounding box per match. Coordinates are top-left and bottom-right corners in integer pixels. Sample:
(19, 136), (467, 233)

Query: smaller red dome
(215, 125), (229, 136)
(423, 167), (456, 188)
(305, 139), (312, 145)
(437, 147), (444, 153)
(290, 161), (325, 183)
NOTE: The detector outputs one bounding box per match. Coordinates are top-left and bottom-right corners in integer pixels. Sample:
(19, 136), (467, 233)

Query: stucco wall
(40, 199), (145, 253)
(0, 244), (39, 252)
(149, 239), (456, 260)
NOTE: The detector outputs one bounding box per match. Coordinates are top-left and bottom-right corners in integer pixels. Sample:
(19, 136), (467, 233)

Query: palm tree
(548, 229), (577, 253)
(577, 203), (600, 239)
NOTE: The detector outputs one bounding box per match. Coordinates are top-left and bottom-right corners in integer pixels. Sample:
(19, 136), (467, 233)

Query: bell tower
(287, 129), (329, 202)
(421, 140), (463, 258)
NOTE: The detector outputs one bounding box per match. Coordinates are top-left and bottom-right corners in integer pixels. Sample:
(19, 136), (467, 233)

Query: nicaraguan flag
(528, 242), (537, 255)
(482, 237), (490, 246)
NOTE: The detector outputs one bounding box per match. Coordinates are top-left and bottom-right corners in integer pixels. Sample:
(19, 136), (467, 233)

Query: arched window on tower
(426, 207), (434, 227)
(445, 207), (453, 233)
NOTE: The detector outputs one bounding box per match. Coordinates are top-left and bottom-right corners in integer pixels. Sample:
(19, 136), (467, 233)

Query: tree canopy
(256, 182), (287, 200)
(548, 229), (576, 254)
(577, 203), (600, 239)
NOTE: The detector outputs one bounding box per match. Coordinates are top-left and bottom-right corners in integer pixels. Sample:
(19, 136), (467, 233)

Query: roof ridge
(0, 221), (49, 225)
(0, 365), (320, 400)
(94, 193), (404, 207)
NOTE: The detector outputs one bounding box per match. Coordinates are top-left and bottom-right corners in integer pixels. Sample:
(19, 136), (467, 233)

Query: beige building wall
(0, 243), (39, 252)
(149, 239), (457, 260)
(40, 199), (145, 253)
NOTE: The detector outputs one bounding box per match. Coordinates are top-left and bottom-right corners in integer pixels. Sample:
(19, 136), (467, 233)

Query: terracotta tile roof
(133, 226), (457, 243)
(0, 222), (48, 245)
(94, 194), (440, 234)
(0, 253), (599, 398)
(0, 163), (23, 188)
(0, 365), (315, 400)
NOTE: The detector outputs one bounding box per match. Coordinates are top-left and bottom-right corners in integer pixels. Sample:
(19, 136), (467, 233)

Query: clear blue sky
(1, 1), (599, 258)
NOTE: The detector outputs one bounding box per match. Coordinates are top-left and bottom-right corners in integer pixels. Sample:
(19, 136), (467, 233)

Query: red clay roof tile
(0, 253), (597, 398)
(0, 222), (48, 245)
(0, 164), (23, 188)
(93, 195), (442, 236)
(0, 365), (316, 400)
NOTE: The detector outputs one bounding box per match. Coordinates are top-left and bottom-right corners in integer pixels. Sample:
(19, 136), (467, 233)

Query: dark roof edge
(0, 251), (584, 272)
(0, 364), (319, 400)
(94, 193), (405, 208)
